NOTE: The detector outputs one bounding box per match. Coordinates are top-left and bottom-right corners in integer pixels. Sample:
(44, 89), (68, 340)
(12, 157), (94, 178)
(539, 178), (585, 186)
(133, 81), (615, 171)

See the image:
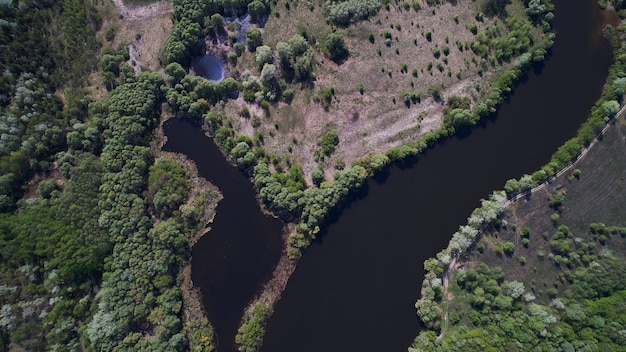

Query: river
(164, 0), (618, 350)
(162, 118), (284, 352)
(260, 0), (618, 351)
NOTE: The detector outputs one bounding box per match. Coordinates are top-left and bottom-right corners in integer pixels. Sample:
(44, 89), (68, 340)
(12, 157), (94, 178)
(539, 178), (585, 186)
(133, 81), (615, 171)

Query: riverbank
(260, 0), (621, 350)
(412, 8), (626, 349)
(151, 0), (600, 350)
(153, 114), (223, 351)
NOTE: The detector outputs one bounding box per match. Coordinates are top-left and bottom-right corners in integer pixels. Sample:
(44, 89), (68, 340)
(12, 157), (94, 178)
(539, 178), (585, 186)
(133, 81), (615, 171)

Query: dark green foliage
(81, 74), (196, 350)
(246, 28), (263, 51)
(99, 48), (130, 90)
(311, 168), (325, 186)
(325, 32), (349, 62)
(0, 151), (109, 349)
(148, 159), (191, 218)
(166, 0), (260, 63)
(483, 0), (510, 16)
(248, 0), (268, 22)
(318, 130), (340, 156)
(0, 0), (101, 210)
(165, 18), (203, 64)
(289, 165), (369, 256)
(104, 27), (116, 42)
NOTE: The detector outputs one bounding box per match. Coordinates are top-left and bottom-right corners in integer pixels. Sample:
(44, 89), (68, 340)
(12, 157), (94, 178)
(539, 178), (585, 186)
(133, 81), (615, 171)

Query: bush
(104, 27), (116, 42)
(311, 168), (325, 186)
(246, 28), (263, 51)
(318, 130), (340, 155)
(325, 32), (349, 62)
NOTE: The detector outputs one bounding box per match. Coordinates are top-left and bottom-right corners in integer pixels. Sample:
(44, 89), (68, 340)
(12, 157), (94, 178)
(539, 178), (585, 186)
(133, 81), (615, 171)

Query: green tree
(248, 0), (268, 22)
(325, 32), (349, 62)
(246, 28), (263, 52)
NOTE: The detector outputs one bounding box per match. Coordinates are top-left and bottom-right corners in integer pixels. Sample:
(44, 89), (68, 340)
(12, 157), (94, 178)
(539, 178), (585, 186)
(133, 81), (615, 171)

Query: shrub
(246, 28), (263, 51)
(318, 130), (339, 155)
(469, 23), (478, 35)
(325, 32), (349, 62)
(311, 168), (325, 186)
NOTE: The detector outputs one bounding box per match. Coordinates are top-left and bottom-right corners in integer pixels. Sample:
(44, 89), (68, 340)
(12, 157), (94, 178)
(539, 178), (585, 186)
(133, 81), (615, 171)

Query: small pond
(190, 54), (225, 81)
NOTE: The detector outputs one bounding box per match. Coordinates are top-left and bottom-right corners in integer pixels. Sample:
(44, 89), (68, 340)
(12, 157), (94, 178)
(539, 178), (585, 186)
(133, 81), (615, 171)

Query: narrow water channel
(260, 1), (617, 351)
(162, 118), (284, 352)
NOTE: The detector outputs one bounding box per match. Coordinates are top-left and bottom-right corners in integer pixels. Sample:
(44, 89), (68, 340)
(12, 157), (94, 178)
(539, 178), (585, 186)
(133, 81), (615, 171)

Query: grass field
(211, 0), (541, 183)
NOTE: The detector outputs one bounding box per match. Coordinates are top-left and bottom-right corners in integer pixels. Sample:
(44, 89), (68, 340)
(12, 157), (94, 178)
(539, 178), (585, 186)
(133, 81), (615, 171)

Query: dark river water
(260, 1), (617, 352)
(164, 0), (618, 351)
(163, 118), (283, 352)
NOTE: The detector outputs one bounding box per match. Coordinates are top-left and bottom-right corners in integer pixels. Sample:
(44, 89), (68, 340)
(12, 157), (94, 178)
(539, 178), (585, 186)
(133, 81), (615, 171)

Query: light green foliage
(444, 108), (476, 129)
(235, 302), (267, 352)
(413, 235), (626, 351)
(255, 45), (274, 69)
(260, 63), (278, 84)
(166, 74), (238, 117)
(327, 0), (382, 25)
(231, 140), (256, 168)
(601, 100), (620, 121)
(254, 162), (305, 219)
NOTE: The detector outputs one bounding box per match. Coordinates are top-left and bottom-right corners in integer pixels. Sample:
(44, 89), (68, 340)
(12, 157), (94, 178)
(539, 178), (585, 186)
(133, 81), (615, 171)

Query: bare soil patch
(102, 0), (173, 72)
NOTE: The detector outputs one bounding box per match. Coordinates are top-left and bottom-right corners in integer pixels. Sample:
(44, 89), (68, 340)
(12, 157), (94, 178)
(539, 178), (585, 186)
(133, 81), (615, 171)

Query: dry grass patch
(101, 0), (173, 72)
(216, 0), (531, 182)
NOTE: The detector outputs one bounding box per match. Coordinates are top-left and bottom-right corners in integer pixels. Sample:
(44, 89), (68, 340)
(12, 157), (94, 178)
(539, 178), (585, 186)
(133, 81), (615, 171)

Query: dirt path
(111, 0), (172, 21)
(504, 102), (626, 208)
